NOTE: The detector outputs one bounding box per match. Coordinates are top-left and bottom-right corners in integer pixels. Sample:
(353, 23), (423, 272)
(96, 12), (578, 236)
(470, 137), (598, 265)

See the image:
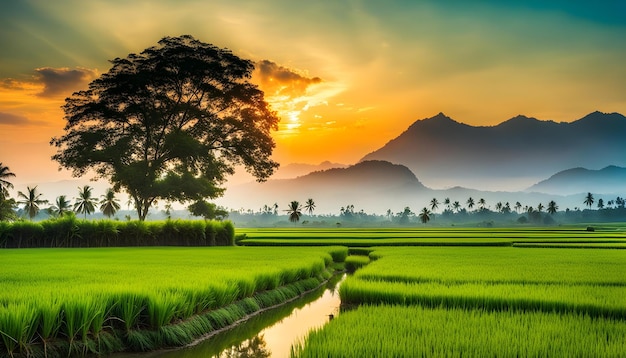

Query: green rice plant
(147, 292), (183, 329)
(110, 292), (148, 331)
(344, 255), (370, 272)
(0, 303), (38, 357)
(291, 305), (626, 357)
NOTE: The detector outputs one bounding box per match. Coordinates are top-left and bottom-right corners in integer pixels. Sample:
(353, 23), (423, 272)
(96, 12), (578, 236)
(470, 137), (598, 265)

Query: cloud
(0, 112), (45, 126)
(34, 67), (97, 97)
(255, 60), (322, 98)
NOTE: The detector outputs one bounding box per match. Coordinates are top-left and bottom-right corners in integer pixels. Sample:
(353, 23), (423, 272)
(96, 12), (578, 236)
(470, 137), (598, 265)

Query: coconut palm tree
(304, 198), (316, 216)
(285, 201), (302, 224)
(537, 203), (544, 213)
(100, 188), (121, 218)
(430, 198), (439, 212)
(515, 202), (522, 213)
(444, 198), (451, 210)
(466, 197), (475, 211)
(74, 185), (96, 219)
(452, 201), (461, 213)
(50, 195), (72, 217)
(17, 186), (48, 220)
(478, 198), (486, 210)
(495, 202), (503, 213)
(547, 200), (558, 215)
(584, 192), (594, 209)
(597, 198), (604, 210)
(419, 207), (431, 224)
(0, 162), (16, 198)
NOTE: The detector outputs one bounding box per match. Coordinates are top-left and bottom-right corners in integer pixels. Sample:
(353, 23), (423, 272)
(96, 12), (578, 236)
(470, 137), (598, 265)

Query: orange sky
(1, 1), (625, 193)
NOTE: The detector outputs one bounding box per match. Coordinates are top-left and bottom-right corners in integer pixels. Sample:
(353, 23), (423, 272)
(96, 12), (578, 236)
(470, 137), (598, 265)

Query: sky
(1, 0), (625, 195)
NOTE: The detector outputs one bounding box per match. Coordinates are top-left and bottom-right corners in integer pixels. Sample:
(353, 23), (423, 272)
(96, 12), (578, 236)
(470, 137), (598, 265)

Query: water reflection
(218, 335), (271, 358)
(115, 274), (344, 358)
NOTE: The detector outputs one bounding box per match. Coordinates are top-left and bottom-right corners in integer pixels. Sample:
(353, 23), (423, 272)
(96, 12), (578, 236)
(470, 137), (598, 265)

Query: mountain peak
(575, 111), (626, 124)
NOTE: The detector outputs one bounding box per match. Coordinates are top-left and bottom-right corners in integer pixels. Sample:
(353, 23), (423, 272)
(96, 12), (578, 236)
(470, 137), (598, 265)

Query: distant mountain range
(218, 160), (613, 215)
(361, 111), (626, 190)
(526, 166), (626, 195)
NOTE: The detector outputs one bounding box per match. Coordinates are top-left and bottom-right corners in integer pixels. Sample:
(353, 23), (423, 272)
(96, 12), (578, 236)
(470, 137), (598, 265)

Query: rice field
(289, 230), (626, 357)
(237, 226), (626, 247)
(0, 246), (347, 357)
(291, 305), (626, 357)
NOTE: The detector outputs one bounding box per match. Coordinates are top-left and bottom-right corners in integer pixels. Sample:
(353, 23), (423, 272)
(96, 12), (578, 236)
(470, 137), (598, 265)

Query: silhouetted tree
(50, 195), (72, 217)
(444, 198), (451, 210)
(547, 200), (558, 215)
(286, 201), (303, 224)
(100, 188), (121, 218)
(466, 197), (475, 211)
(537, 203), (544, 213)
(597, 198), (604, 210)
(51, 35), (279, 221)
(430, 198), (439, 212)
(495, 202), (503, 213)
(0, 162), (15, 198)
(452, 201), (461, 213)
(17, 186), (48, 220)
(419, 207), (431, 224)
(74, 185), (96, 219)
(188, 200), (228, 220)
(515, 201), (522, 213)
(584, 192), (594, 209)
(304, 198), (316, 216)
(478, 198), (486, 210)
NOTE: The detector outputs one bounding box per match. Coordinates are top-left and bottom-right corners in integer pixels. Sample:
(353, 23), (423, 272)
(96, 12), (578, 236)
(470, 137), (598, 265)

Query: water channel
(113, 274), (345, 358)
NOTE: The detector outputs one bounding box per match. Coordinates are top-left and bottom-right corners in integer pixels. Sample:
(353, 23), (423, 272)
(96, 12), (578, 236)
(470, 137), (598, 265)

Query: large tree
(51, 35), (279, 220)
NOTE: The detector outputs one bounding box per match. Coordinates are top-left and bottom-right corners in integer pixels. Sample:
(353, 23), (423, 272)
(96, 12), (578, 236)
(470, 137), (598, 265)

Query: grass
(291, 305), (626, 357)
(0, 246), (347, 357)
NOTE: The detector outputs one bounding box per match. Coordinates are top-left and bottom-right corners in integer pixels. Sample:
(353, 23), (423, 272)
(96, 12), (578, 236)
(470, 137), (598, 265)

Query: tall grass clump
(344, 255), (370, 272)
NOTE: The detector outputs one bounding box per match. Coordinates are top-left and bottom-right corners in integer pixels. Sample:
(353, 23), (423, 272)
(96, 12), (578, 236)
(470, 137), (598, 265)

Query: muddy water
(115, 274), (344, 358)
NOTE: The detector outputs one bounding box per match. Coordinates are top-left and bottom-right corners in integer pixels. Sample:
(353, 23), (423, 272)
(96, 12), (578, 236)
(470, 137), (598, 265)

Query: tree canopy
(51, 35), (279, 220)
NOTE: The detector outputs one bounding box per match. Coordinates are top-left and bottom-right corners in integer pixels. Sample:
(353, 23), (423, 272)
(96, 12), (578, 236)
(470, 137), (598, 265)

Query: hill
(361, 111), (626, 190)
(527, 166), (626, 195)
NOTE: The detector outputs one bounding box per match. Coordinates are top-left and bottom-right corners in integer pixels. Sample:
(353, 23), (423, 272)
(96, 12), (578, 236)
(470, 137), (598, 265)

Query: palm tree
(478, 198), (486, 210)
(50, 195), (72, 217)
(537, 203), (544, 213)
(597, 198), (604, 210)
(547, 200), (558, 215)
(285, 201), (302, 224)
(444, 198), (451, 210)
(419, 207), (431, 224)
(0, 162), (16, 198)
(515, 202), (522, 213)
(495, 202), (503, 213)
(430, 198), (439, 212)
(466, 197), (475, 211)
(100, 188), (121, 218)
(17, 186), (48, 220)
(584, 192), (594, 209)
(304, 198), (316, 216)
(452, 201), (461, 213)
(74, 185), (96, 219)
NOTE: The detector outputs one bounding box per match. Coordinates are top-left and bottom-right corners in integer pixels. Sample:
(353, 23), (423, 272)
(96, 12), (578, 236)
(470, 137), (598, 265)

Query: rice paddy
(286, 227), (626, 357)
(0, 246), (347, 357)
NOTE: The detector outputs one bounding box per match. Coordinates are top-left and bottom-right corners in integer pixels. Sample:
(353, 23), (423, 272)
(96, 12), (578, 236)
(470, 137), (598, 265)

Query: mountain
(527, 166), (626, 195)
(273, 161), (348, 179)
(217, 160), (430, 214)
(361, 111), (626, 190)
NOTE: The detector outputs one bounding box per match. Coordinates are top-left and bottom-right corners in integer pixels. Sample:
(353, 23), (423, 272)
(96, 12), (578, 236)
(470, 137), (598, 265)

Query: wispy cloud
(0, 112), (30, 125)
(34, 67), (97, 97)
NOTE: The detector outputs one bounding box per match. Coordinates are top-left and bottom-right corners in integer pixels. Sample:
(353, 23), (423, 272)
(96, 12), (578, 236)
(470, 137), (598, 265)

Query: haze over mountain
(361, 111), (626, 190)
(217, 160), (597, 215)
(527, 166), (626, 196)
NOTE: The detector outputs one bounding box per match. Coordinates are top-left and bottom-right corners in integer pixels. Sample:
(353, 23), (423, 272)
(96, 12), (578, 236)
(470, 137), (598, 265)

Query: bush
(0, 219), (235, 248)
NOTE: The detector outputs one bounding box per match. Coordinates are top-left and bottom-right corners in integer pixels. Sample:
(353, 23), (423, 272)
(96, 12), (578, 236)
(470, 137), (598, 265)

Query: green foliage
(51, 35), (279, 221)
(0, 219), (235, 248)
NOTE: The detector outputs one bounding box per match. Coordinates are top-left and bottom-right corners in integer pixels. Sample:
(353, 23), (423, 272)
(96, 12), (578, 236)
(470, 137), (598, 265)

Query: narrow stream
(113, 274), (344, 358)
